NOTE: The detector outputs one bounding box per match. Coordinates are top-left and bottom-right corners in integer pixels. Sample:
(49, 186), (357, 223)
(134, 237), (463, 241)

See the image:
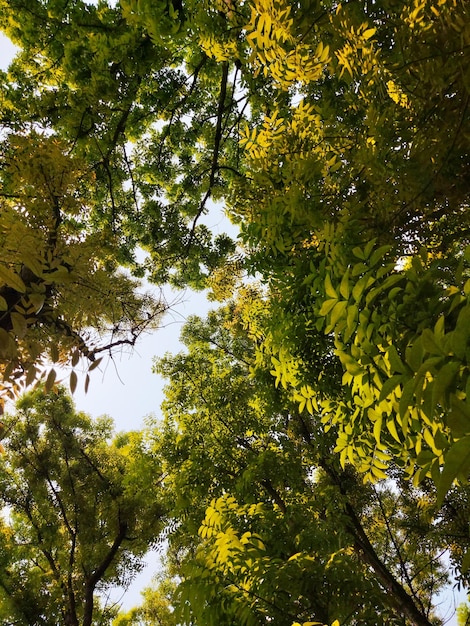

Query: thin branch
(185, 61), (230, 252)
(123, 143), (139, 215)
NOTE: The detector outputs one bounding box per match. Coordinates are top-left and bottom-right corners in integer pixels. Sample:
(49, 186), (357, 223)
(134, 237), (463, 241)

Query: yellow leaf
(10, 312), (27, 338)
(363, 27), (376, 39)
(0, 265), (26, 293)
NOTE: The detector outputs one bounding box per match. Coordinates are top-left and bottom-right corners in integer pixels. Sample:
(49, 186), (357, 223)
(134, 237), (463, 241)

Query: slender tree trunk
(82, 521), (128, 626)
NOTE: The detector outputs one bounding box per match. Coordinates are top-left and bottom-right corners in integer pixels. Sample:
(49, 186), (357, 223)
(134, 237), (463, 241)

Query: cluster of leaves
(217, 0), (470, 497)
(0, 132), (164, 401)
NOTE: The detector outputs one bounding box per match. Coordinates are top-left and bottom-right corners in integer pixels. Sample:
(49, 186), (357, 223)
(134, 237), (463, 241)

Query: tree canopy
(0, 0), (469, 624)
(0, 387), (164, 626)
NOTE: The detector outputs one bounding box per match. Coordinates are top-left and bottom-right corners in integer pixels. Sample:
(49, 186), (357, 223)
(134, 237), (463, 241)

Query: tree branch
(185, 61), (230, 253)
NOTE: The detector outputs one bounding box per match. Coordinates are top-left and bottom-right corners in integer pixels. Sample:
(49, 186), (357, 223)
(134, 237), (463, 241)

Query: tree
(0, 132), (165, 401)
(146, 308), (448, 626)
(0, 386), (165, 626)
(0, 0), (238, 289)
(112, 574), (178, 626)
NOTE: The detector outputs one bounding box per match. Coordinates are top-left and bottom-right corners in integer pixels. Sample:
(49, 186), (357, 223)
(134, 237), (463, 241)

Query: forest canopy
(0, 0), (469, 624)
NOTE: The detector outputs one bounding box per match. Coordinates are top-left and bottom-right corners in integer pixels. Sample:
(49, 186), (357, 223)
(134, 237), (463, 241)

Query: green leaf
(379, 374), (403, 401)
(432, 361), (460, 411)
(10, 312), (27, 338)
(406, 337), (424, 372)
(386, 417), (402, 443)
(447, 395), (470, 437)
(373, 414), (383, 444)
(461, 550), (470, 573)
(369, 244), (390, 267)
(339, 268), (350, 299)
(22, 252), (44, 278)
(399, 379), (415, 428)
(330, 300), (348, 328)
(28, 293), (45, 314)
(319, 298), (338, 316)
(339, 353), (364, 375)
(352, 246), (365, 259)
(437, 435), (470, 506)
(388, 345), (406, 374)
(421, 329), (443, 355)
(416, 450), (435, 465)
(450, 329), (467, 359)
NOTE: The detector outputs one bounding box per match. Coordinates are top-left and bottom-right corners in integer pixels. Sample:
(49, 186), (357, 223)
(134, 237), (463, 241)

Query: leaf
(447, 395), (470, 437)
(363, 27), (376, 39)
(399, 379), (415, 429)
(339, 353), (364, 375)
(373, 414), (383, 444)
(324, 273), (338, 299)
(436, 436), (470, 506)
(330, 300), (348, 328)
(88, 357), (102, 372)
(379, 374), (402, 401)
(10, 312), (27, 338)
(0, 329), (11, 354)
(22, 252), (44, 278)
(28, 293), (45, 314)
(432, 361), (459, 410)
(319, 298), (338, 316)
(387, 345), (406, 374)
(50, 342), (59, 363)
(369, 244), (390, 267)
(71, 350), (80, 367)
(45, 368), (57, 391)
(0, 296), (8, 311)
(421, 329), (442, 355)
(0, 265), (26, 293)
(69, 370), (78, 394)
(406, 337), (424, 372)
(339, 268), (350, 299)
(461, 550), (470, 573)
(25, 364), (37, 387)
(386, 417), (402, 443)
